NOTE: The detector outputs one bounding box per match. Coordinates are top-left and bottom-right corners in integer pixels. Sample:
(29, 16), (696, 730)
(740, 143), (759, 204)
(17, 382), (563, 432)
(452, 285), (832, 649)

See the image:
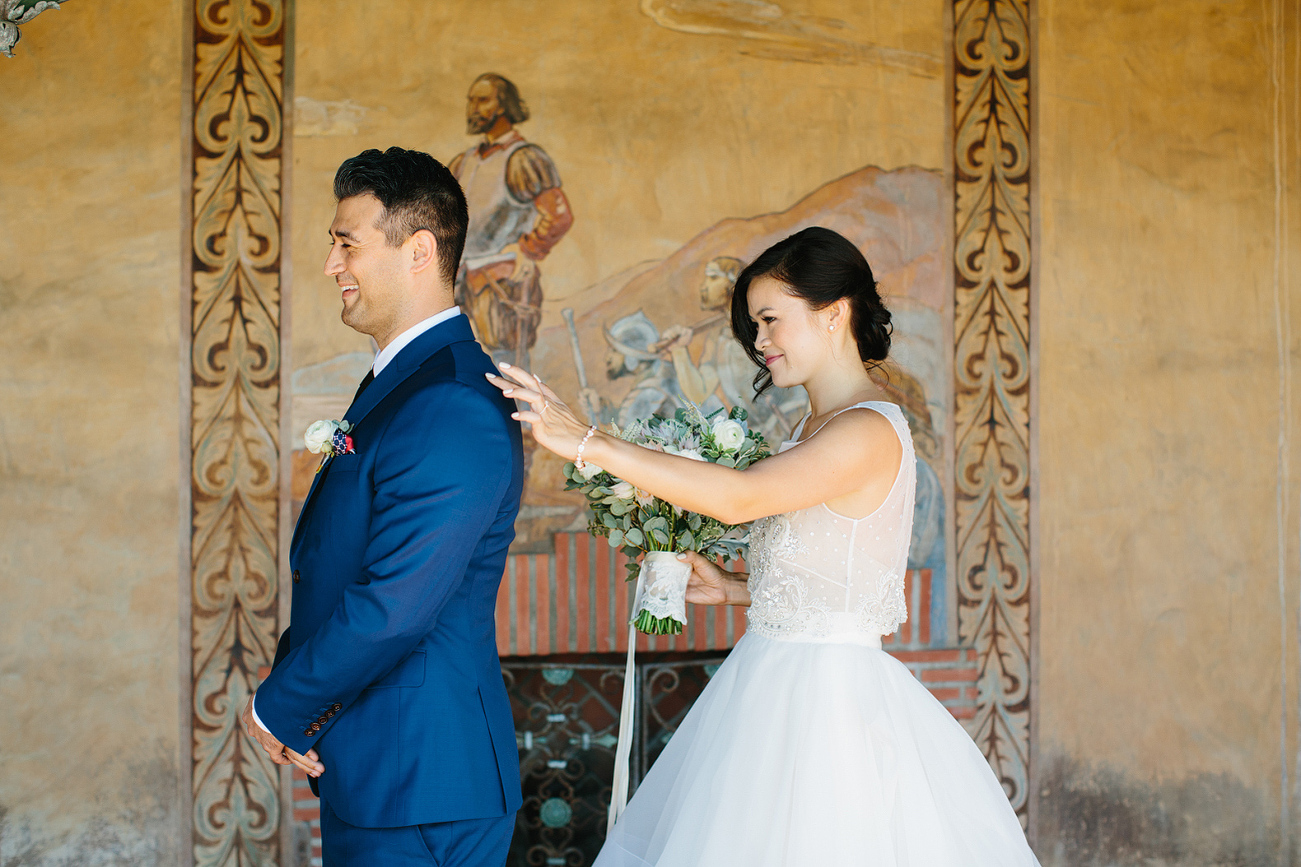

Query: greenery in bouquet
(562, 404), (772, 635)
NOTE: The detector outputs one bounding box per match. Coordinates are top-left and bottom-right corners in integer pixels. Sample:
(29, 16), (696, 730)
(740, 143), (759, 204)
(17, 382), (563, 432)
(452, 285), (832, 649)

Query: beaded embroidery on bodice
(746, 402), (916, 642)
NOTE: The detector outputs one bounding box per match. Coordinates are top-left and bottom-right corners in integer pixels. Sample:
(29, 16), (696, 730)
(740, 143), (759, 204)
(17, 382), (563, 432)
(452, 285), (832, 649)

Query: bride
(488, 227), (1040, 866)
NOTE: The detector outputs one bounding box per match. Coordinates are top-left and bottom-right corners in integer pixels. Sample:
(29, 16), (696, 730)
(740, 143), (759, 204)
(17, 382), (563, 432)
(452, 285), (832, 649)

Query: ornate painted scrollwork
(951, 0), (1034, 824)
(1, 0), (64, 57)
(188, 0), (286, 864)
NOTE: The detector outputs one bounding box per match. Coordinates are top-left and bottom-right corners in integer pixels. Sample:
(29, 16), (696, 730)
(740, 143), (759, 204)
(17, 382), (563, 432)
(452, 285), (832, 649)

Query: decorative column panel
(187, 1), (287, 864)
(951, 0), (1034, 823)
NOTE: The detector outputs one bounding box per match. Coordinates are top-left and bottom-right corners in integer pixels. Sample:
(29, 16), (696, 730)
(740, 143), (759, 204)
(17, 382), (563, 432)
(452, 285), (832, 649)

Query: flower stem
(632, 609), (685, 635)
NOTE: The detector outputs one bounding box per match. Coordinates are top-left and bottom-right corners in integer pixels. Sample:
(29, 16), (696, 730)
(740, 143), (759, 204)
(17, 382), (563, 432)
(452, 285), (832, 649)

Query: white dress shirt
(251, 306), (463, 738)
(371, 305), (462, 377)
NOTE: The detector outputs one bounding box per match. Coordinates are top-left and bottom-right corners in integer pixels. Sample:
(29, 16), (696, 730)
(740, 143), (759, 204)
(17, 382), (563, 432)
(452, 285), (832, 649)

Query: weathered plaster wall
(1036, 1), (1301, 863)
(0, 1), (1298, 865)
(0, 2), (184, 863)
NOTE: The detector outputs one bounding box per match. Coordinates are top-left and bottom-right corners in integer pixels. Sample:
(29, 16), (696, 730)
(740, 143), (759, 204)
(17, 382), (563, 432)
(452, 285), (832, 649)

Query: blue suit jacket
(258, 314), (524, 828)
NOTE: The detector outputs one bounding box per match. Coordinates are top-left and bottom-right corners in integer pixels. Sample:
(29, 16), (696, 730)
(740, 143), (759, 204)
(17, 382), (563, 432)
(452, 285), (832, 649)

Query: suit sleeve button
(310, 723), (321, 731)
(292, 570), (301, 584)
(304, 729), (314, 737)
(316, 716), (328, 724)
(332, 703), (342, 711)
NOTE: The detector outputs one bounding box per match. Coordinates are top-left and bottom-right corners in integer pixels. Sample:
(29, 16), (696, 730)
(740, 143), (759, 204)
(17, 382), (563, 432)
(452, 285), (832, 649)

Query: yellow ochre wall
(1035, 2), (1301, 861)
(0, 0), (185, 862)
(0, 1), (1297, 865)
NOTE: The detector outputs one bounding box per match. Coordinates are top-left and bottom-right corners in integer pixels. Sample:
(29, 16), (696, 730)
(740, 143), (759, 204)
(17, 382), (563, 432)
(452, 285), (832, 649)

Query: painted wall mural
(289, 96), (956, 648)
(272, 0), (1036, 849)
(516, 161), (952, 640)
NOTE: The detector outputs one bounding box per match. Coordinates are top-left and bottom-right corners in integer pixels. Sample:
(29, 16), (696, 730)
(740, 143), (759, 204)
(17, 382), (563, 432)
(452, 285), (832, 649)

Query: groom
(242, 147), (524, 865)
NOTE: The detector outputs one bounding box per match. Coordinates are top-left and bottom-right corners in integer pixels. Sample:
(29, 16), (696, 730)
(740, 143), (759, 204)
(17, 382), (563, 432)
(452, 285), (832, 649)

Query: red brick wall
(496, 533), (939, 655)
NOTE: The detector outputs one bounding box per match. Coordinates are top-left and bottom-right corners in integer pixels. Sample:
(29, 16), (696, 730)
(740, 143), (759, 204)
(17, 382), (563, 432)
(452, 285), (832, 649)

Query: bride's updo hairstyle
(729, 226), (892, 394)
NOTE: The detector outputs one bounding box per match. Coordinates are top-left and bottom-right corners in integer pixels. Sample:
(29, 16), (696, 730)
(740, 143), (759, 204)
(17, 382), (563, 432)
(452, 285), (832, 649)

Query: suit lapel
(291, 315), (478, 554)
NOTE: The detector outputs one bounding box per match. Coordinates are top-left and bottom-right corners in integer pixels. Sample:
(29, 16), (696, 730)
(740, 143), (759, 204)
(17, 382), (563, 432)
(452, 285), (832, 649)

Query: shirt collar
(372, 306), (462, 377)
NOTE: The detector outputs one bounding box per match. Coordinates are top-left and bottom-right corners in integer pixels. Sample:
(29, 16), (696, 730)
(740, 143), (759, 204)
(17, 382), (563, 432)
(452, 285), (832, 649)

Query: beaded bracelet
(574, 425), (598, 470)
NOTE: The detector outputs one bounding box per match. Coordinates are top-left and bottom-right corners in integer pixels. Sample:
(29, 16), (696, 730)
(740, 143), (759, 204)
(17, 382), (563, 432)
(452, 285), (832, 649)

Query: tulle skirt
(594, 632), (1041, 867)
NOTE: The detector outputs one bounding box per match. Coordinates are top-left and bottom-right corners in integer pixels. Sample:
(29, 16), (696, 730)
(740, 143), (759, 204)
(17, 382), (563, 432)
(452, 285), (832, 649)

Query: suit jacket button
(332, 703), (342, 711)
(310, 723), (321, 731)
(316, 716), (328, 724)
(304, 729), (314, 737)
(326, 710), (334, 718)
(292, 570), (301, 584)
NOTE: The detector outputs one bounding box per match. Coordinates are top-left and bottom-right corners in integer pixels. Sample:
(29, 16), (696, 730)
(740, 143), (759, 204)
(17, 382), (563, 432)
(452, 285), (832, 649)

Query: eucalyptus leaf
(644, 516), (670, 535)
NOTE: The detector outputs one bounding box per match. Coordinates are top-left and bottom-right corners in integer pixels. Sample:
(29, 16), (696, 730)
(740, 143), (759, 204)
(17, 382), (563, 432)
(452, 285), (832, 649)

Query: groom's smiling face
(324, 193), (414, 345)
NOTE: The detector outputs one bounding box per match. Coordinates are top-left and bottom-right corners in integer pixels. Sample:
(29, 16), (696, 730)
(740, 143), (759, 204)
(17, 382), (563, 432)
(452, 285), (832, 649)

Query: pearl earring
(829, 324), (835, 332)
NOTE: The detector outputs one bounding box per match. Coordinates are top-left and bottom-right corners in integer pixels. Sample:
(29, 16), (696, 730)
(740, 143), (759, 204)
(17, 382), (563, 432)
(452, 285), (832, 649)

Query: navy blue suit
(257, 315), (523, 859)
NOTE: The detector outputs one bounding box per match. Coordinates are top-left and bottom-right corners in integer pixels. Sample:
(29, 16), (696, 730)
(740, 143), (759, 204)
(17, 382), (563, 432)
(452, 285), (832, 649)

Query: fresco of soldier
(656, 255), (809, 444)
(582, 309), (693, 429)
(449, 72), (573, 373)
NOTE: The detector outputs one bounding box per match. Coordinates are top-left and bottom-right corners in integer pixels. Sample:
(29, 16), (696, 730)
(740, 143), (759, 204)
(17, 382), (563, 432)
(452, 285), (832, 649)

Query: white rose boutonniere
(304, 420), (337, 454)
(305, 419), (356, 472)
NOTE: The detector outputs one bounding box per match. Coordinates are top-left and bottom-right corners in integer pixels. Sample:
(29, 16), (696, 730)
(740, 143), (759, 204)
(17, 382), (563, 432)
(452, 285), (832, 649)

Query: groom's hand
(241, 695), (325, 778)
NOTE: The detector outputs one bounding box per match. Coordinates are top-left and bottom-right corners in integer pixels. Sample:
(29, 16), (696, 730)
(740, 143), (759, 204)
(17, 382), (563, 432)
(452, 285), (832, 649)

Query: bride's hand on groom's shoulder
(486, 364), (591, 460)
(680, 551), (750, 608)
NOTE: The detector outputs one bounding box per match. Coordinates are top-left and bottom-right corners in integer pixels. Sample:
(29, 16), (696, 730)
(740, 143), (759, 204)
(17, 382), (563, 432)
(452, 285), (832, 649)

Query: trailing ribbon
(607, 563), (648, 832)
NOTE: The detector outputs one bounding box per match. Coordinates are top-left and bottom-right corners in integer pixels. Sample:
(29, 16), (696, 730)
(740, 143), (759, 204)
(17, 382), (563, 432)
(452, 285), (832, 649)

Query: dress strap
(787, 412), (812, 443)
(797, 401), (896, 444)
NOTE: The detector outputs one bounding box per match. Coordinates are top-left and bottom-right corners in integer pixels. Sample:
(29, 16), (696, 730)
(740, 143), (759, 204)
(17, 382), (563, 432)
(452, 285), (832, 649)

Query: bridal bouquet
(562, 405), (771, 635)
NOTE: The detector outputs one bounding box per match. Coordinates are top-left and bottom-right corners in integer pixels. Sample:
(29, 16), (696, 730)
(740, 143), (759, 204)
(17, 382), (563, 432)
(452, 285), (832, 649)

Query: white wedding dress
(594, 402), (1041, 866)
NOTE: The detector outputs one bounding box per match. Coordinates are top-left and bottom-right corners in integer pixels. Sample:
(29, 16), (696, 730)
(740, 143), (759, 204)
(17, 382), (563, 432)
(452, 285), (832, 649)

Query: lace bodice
(746, 402), (916, 644)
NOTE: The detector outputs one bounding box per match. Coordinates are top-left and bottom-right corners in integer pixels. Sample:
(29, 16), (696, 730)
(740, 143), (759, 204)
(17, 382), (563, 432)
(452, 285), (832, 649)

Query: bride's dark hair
(729, 226), (892, 395)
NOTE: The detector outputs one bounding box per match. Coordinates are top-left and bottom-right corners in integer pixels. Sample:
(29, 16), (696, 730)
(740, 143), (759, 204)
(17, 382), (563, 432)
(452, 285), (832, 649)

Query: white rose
(610, 481), (636, 500)
(711, 419), (747, 452)
(665, 445), (707, 462)
(304, 420), (337, 454)
(578, 462), (604, 480)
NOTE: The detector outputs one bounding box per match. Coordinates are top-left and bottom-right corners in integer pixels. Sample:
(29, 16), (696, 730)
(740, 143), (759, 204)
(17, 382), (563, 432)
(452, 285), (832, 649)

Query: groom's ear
(407, 228), (439, 277)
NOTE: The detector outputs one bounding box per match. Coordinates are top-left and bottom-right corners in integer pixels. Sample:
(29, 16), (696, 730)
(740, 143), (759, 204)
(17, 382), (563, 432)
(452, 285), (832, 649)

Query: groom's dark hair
(334, 147), (469, 287)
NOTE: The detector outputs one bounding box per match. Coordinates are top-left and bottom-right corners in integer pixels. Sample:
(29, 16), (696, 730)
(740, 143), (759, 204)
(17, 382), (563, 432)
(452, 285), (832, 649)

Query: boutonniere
(305, 419), (356, 472)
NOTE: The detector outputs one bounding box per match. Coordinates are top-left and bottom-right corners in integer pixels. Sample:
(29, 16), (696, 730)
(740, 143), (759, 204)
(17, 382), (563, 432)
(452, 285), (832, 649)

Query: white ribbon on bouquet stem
(607, 566), (645, 832)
